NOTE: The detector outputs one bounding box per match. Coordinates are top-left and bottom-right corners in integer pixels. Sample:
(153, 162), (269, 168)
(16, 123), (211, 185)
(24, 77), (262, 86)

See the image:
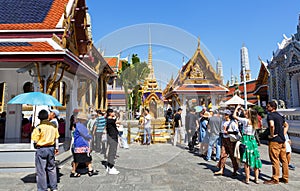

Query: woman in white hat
(71, 113), (98, 177)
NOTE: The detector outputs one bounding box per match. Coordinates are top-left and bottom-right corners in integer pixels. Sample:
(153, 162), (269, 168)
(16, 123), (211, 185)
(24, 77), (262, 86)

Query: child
(285, 134), (295, 170)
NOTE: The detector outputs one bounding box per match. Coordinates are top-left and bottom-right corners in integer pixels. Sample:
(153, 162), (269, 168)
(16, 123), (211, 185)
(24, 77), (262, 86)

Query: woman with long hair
(233, 105), (262, 184)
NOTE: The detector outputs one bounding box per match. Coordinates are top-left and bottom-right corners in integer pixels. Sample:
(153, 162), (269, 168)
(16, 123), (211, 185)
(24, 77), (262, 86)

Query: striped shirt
(95, 116), (106, 132)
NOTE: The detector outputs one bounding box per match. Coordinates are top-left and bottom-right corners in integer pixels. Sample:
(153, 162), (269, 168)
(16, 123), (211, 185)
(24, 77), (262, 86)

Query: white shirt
(285, 134), (291, 153)
(144, 114), (152, 128)
(222, 120), (239, 138)
(237, 117), (256, 135)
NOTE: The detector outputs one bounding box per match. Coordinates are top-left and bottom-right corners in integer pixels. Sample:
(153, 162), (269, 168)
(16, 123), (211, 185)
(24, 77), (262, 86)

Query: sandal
(214, 171), (223, 176)
(242, 179), (250, 184)
(88, 170), (98, 177)
(231, 172), (238, 177)
(70, 172), (81, 178)
(254, 179), (259, 184)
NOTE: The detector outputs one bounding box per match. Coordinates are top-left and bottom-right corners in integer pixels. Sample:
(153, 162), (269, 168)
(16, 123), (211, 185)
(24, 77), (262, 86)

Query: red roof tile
(0, 42), (59, 52)
(0, 0), (69, 30)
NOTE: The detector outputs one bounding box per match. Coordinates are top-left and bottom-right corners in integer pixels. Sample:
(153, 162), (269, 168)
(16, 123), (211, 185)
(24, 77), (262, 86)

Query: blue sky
(86, 0), (300, 87)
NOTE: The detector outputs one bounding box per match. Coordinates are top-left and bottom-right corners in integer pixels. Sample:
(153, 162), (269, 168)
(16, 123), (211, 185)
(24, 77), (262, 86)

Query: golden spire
(148, 25), (155, 79)
(197, 36), (201, 50)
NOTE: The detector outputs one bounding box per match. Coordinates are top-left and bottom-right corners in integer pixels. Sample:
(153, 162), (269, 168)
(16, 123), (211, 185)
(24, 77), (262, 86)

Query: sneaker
(289, 164), (295, 170)
(108, 167), (120, 175)
(106, 166), (109, 172)
(204, 157), (211, 162)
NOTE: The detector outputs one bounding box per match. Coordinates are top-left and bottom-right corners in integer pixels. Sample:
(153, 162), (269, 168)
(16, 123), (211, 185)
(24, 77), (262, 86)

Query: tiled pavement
(0, 142), (299, 191)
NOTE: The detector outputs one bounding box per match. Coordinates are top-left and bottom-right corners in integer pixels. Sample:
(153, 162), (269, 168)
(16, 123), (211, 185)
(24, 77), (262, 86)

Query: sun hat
(203, 111), (211, 118)
(76, 112), (88, 120)
(73, 108), (80, 113)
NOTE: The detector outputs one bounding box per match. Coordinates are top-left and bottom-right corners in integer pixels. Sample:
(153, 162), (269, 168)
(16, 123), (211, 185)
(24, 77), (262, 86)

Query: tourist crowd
(168, 101), (294, 185)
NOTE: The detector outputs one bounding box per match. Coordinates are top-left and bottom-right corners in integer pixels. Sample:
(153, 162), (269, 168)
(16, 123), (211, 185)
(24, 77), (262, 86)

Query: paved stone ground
(0, 142), (299, 191)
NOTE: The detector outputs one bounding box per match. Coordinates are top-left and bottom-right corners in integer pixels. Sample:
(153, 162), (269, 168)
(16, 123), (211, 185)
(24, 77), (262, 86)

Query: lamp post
(242, 63), (247, 110)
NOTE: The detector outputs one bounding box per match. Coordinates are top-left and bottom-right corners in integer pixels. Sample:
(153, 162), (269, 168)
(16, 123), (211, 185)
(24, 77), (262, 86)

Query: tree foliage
(119, 54), (150, 113)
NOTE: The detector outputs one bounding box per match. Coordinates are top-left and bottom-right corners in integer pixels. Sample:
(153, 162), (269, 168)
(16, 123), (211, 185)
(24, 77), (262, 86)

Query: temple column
(98, 75), (103, 110)
(103, 76), (108, 109)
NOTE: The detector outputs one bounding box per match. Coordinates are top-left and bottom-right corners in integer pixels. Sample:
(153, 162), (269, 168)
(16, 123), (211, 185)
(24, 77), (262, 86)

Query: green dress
(240, 133), (262, 168)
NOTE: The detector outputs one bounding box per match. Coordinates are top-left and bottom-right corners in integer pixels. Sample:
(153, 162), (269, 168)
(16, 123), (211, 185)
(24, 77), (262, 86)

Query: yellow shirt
(31, 120), (60, 147)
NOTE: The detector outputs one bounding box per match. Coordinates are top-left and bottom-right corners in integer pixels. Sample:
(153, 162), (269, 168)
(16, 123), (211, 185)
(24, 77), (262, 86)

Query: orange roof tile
(104, 57), (118, 72)
(0, 42), (59, 52)
(0, 0), (69, 30)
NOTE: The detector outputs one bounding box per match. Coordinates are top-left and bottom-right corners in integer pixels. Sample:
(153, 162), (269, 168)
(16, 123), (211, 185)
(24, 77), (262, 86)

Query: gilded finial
(197, 37), (200, 50)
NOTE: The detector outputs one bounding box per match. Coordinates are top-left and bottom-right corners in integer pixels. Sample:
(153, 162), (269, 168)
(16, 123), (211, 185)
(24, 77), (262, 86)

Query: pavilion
(0, 0), (112, 146)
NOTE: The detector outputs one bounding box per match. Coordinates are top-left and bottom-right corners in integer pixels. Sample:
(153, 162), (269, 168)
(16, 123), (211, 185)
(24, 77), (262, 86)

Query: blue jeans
(206, 134), (221, 160)
(143, 127), (151, 144)
(35, 147), (57, 191)
(199, 127), (206, 142)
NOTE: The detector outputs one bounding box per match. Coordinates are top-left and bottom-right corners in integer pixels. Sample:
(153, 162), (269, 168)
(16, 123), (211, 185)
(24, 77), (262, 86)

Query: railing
(123, 119), (172, 144)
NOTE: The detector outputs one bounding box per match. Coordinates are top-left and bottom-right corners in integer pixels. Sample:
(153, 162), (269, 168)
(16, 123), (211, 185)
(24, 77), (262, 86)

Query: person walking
(186, 108), (199, 144)
(106, 108), (120, 175)
(141, 108), (152, 145)
(205, 110), (222, 162)
(71, 112), (97, 177)
(198, 110), (209, 143)
(233, 105), (262, 184)
(264, 101), (289, 185)
(173, 108), (183, 146)
(214, 110), (239, 177)
(199, 111), (211, 156)
(31, 110), (59, 191)
(93, 110), (106, 154)
(87, 111), (97, 151)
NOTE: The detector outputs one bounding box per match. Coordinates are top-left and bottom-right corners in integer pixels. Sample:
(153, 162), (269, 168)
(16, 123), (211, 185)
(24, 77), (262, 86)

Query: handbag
(228, 132), (241, 142)
(225, 120), (241, 142)
(239, 143), (247, 159)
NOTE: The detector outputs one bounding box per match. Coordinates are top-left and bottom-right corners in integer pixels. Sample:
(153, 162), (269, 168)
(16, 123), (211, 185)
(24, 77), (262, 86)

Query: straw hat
(76, 112), (88, 120)
(203, 111), (211, 118)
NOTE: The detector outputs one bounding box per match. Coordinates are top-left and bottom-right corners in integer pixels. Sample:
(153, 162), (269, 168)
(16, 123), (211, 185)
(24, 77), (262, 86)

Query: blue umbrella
(8, 92), (62, 106)
(194, 105), (203, 112)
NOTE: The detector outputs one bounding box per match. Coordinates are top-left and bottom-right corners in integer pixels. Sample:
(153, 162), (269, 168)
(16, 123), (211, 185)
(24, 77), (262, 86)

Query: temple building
(104, 55), (127, 111)
(163, 39), (228, 124)
(268, 15), (300, 108)
(0, 0), (113, 146)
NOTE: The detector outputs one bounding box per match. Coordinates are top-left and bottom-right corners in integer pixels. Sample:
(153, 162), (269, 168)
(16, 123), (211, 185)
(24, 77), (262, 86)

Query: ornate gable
(61, 0), (92, 57)
(179, 41), (221, 85)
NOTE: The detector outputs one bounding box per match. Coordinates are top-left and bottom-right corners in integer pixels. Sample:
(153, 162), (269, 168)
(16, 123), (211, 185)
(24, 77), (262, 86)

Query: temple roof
(253, 58), (269, 95)
(104, 56), (123, 73)
(0, 0), (70, 30)
(226, 80), (257, 104)
(164, 84), (228, 97)
(174, 41), (222, 85)
(0, 39), (63, 53)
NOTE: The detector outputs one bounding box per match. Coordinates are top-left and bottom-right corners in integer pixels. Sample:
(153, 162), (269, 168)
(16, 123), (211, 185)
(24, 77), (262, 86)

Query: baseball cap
(224, 109), (232, 115)
(49, 109), (59, 117)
